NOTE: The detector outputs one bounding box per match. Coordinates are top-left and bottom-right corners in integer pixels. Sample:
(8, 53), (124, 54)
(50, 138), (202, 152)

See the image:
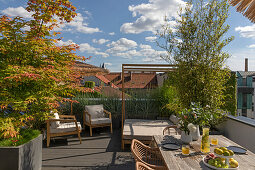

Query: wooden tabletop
(153, 135), (255, 170)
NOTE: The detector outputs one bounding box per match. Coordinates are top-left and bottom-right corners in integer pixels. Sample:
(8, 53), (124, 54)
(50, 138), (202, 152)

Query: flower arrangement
(178, 103), (207, 134)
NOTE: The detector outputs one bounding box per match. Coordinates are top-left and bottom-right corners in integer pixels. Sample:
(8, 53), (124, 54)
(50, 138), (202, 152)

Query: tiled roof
(73, 61), (109, 76)
(95, 74), (118, 88)
(104, 72), (158, 89)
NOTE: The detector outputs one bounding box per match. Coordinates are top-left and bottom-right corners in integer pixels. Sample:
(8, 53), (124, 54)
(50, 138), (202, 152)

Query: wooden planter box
(0, 134), (42, 170)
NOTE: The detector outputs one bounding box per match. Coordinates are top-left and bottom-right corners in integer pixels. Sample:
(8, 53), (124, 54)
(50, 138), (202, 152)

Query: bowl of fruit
(203, 152), (239, 169)
(214, 147), (234, 158)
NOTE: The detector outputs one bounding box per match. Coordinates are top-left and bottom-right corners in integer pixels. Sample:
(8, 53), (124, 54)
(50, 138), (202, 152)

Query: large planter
(0, 134), (42, 170)
(181, 131), (192, 144)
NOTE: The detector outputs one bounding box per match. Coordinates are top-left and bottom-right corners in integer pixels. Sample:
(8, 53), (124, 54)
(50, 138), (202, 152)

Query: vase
(181, 131), (192, 144)
(191, 125), (200, 141)
(201, 127), (210, 153)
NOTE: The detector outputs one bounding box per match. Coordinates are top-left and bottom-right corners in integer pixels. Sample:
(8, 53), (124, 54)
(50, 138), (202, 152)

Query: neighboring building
(82, 74), (118, 88)
(236, 58), (255, 119)
(104, 72), (158, 90)
(73, 61), (109, 77)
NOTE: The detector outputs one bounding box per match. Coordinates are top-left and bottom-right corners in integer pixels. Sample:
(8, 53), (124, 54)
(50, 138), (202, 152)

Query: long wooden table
(153, 135), (255, 170)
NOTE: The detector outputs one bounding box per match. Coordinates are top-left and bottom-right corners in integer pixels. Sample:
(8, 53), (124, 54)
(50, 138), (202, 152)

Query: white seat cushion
(50, 122), (82, 133)
(85, 105), (105, 121)
(50, 113), (60, 128)
(91, 118), (111, 125)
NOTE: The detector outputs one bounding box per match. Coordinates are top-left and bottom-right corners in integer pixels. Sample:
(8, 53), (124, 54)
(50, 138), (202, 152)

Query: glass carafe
(201, 127), (210, 153)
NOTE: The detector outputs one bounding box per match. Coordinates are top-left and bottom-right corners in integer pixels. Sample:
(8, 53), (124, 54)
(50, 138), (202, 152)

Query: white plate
(203, 157), (239, 170)
(161, 143), (180, 150)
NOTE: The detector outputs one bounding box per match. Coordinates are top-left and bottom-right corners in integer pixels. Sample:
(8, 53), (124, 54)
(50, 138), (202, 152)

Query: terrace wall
(218, 115), (255, 153)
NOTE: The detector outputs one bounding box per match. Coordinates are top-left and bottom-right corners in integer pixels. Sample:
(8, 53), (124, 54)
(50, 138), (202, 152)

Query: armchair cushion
(85, 105), (105, 119)
(50, 113), (60, 128)
(91, 118), (111, 125)
(50, 122), (82, 133)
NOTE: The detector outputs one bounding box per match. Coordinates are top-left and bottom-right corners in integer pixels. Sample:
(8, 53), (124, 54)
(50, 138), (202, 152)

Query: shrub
(84, 81), (95, 88)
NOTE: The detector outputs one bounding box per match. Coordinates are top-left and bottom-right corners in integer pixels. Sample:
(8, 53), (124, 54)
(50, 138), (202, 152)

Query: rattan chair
(136, 161), (153, 170)
(131, 139), (167, 170)
(162, 125), (178, 135)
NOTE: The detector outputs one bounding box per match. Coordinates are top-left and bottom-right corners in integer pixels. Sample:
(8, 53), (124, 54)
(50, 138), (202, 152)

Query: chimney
(245, 58), (248, 72)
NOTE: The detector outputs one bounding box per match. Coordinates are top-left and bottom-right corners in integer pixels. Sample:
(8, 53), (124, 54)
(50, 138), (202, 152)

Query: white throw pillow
(85, 105), (105, 120)
(50, 113), (60, 128)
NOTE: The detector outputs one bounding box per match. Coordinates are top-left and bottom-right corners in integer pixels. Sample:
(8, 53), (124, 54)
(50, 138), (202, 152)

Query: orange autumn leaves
(0, 0), (90, 138)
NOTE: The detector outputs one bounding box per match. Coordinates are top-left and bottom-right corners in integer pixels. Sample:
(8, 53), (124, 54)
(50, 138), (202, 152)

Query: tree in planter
(0, 0), (88, 145)
(158, 0), (235, 127)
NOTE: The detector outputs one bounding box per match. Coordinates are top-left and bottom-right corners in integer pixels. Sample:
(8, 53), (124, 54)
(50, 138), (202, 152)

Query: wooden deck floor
(42, 128), (135, 170)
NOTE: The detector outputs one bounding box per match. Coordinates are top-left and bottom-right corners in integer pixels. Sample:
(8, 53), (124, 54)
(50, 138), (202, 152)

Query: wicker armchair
(136, 161), (153, 170)
(46, 114), (82, 147)
(131, 139), (167, 170)
(83, 105), (112, 136)
(162, 125), (179, 135)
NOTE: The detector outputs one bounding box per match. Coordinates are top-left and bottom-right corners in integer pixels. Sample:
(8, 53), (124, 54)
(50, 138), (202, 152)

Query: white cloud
(120, 0), (186, 34)
(104, 63), (112, 66)
(106, 38), (138, 54)
(56, 39), (76, 46)
(65, 13), (101, 34)
(235, 24), (255, 39)
(248, 44), (255, 48)
(1, 6), (33, 18)
(92, 38), (110, 44)
(145, 36), (157, 42)
(108, 38), (137, 48)
(140, 44), (152, 49)
(104, 38), (167, 60)
(2, 7), (101, 34)
(109, 32), (115, 35)
(79, 43), (109, 58)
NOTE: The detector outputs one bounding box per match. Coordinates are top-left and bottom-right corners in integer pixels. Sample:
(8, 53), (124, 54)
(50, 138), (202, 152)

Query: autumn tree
(0, 0), (87, 139)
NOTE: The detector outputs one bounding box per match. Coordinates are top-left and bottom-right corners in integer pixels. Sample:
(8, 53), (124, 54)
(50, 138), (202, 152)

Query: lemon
(228, 150), (234, 156)
(223, 151), (230, 156)
(220, 147), (228, 152)
(229, 160), (238, 168)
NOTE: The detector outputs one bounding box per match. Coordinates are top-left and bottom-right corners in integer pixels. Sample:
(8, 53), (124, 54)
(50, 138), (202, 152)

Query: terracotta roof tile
(104, 72), (157, 89)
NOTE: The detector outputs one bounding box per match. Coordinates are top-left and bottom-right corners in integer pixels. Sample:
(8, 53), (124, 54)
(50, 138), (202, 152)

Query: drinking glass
(211, 138), (218, 145)
(182, 145), (190, 155)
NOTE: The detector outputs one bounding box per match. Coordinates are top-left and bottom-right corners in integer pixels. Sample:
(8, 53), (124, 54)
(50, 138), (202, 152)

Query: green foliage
(158, 0), (234, 118)
(221, 72), (237, 115)
(84, 81), (95, 88)
(157, 81), (181, 117)
(64, 89), (161, 120)
(0, 128), (40, 146)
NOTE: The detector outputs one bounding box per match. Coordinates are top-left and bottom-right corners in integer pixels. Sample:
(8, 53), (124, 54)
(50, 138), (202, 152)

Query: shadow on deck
(42, 128), (135, 170)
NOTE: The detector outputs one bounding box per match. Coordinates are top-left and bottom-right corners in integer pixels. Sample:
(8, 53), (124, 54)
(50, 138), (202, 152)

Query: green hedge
(84, 81), (95, 88)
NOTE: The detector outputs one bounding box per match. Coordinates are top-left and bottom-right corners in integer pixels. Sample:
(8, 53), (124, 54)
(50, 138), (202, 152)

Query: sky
(1, 0), (255, 72)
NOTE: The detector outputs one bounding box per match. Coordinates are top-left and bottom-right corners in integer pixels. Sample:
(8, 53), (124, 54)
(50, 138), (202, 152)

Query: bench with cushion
(46, 113), (82, 147)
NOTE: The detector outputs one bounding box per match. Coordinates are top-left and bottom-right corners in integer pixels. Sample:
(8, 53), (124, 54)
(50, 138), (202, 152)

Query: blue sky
(1, 0), (255, 72)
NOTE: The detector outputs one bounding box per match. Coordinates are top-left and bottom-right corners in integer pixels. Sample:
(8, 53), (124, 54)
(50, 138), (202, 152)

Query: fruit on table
(214, 147), (234, 156)
(229, 159), (239, 168)
(220, 147), (228, 152)
(223, 151), (230, 156)
(228, 150), (234, 156)
(214, 148), (223, 155)
(207, 157), (229, 168)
